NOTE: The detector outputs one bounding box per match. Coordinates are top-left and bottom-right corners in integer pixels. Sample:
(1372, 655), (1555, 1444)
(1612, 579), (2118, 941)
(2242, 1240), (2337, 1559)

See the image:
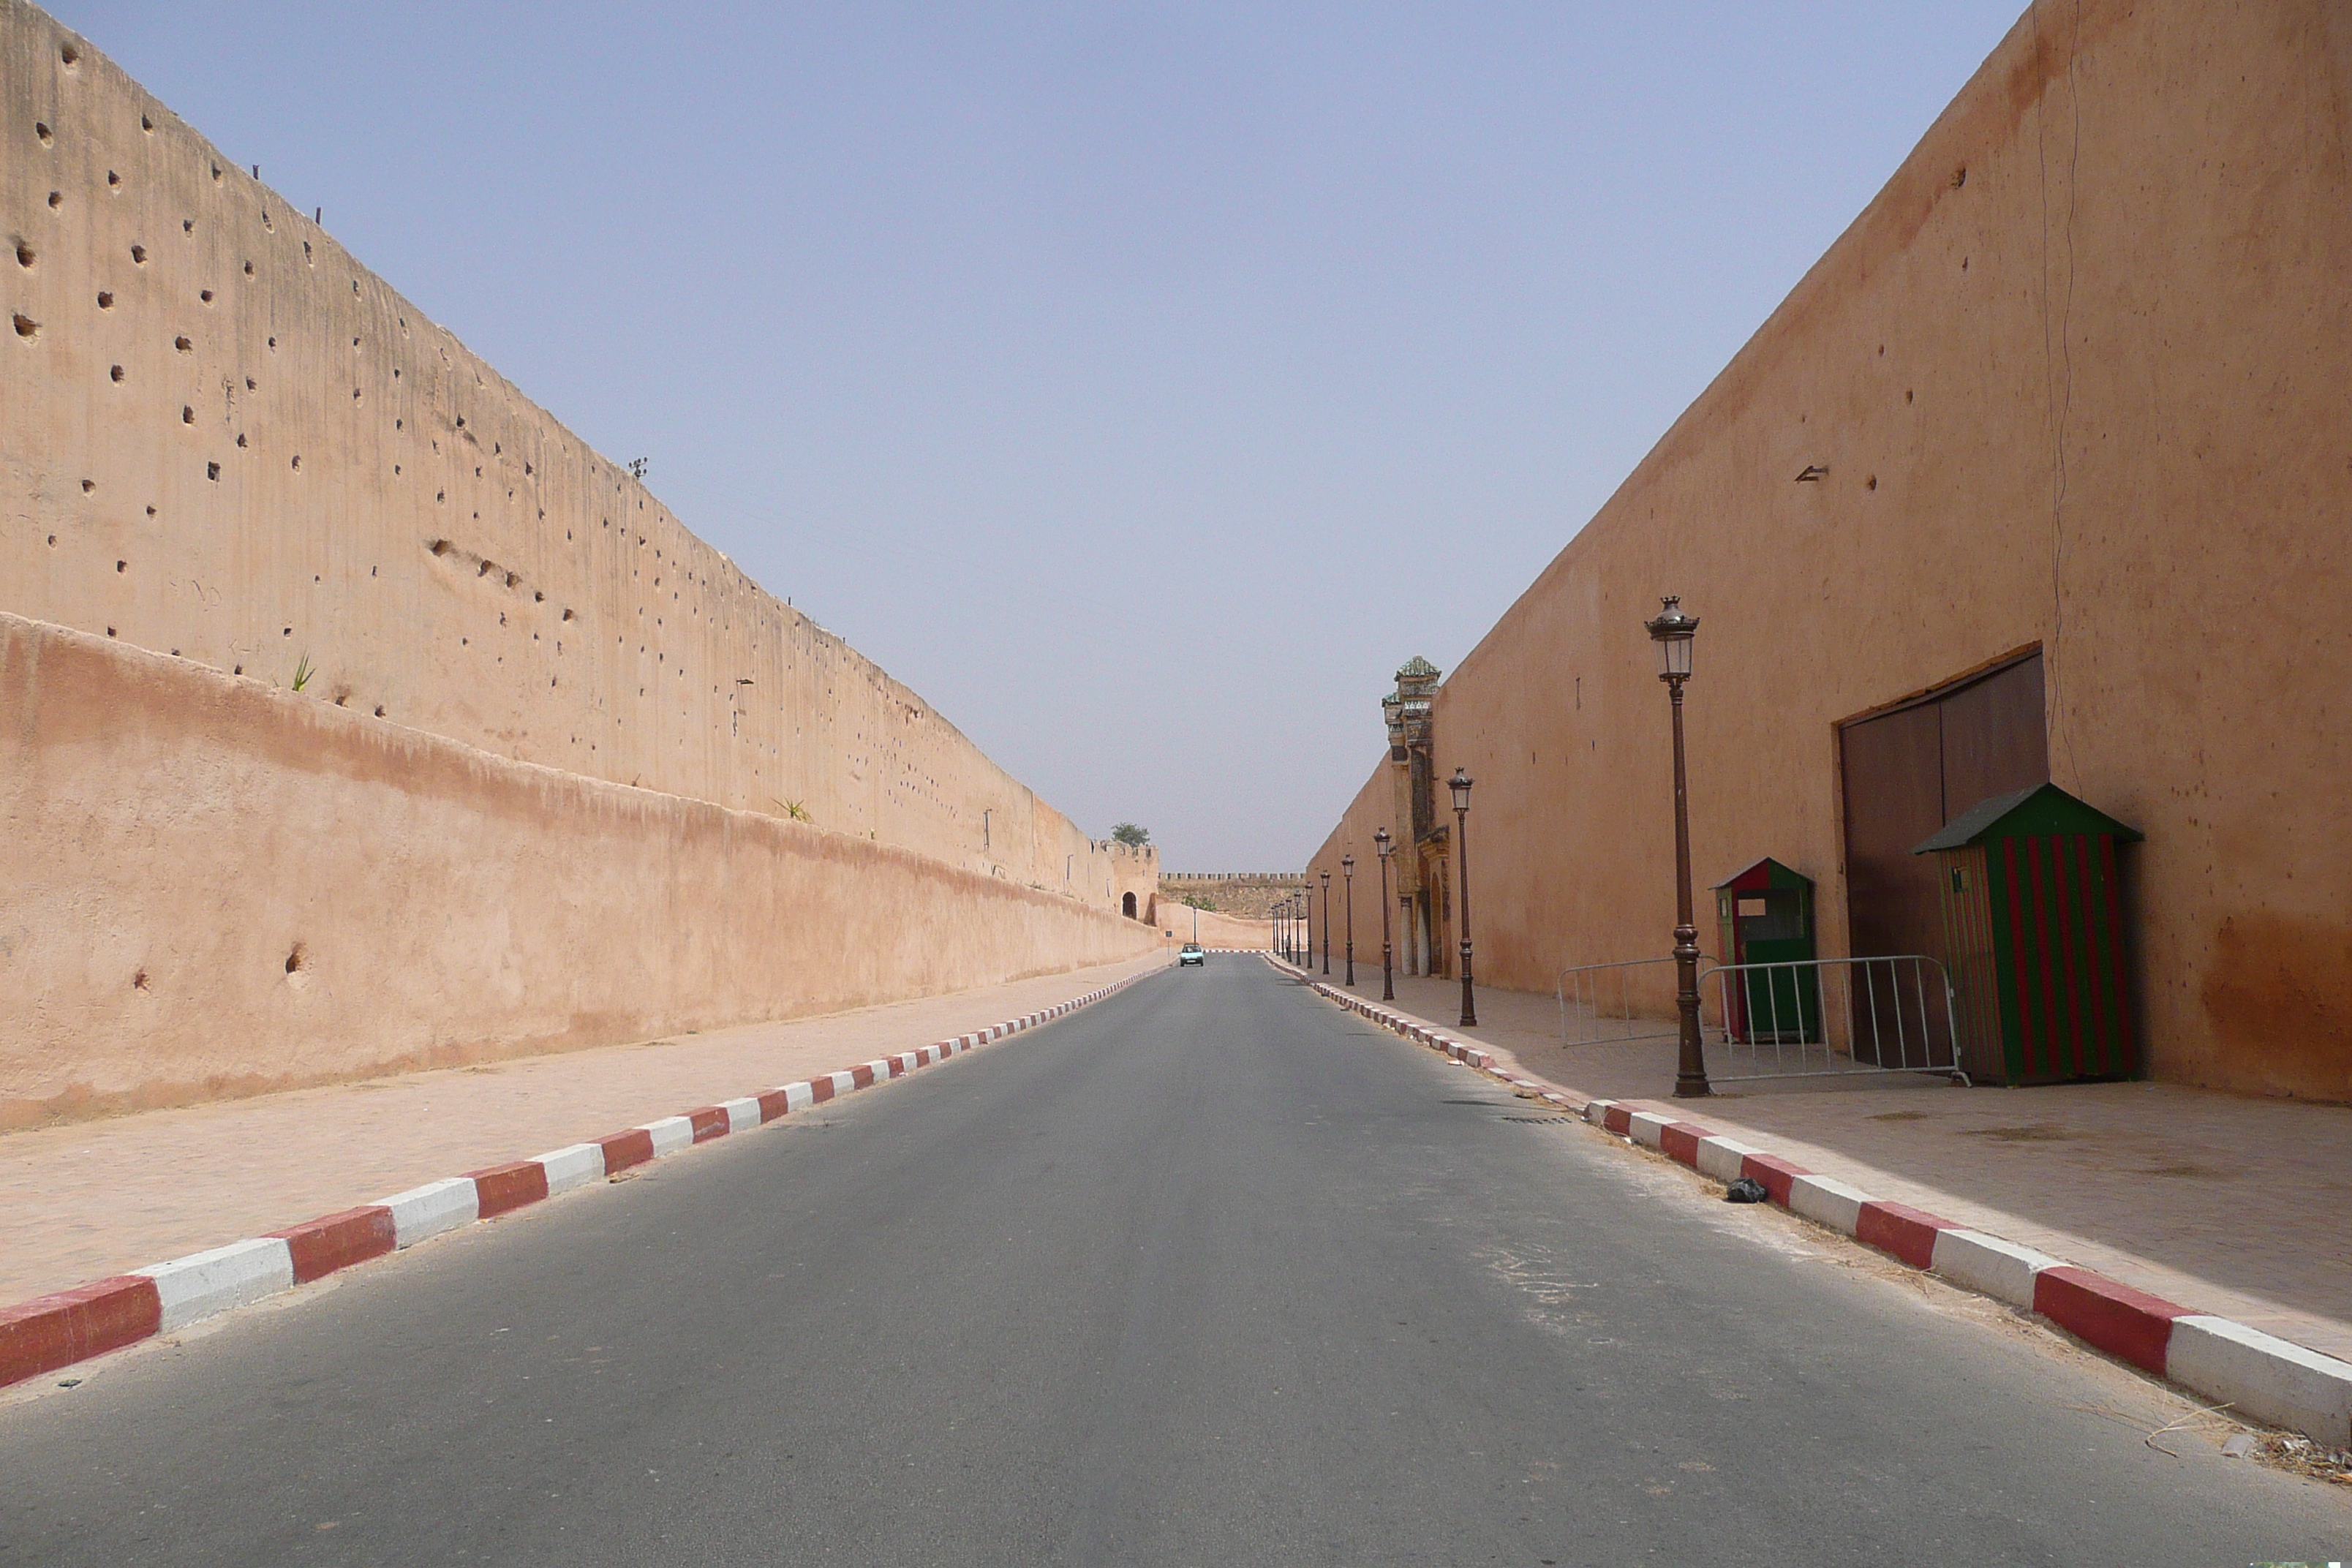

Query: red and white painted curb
(1270, 955), (2352, 1447)
(0, 974), (1150, 1392)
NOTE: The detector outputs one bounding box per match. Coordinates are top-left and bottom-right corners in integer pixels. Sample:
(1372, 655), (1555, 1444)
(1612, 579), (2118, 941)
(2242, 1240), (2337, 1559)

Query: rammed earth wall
(1308, 0), (2352, 1101)
(0, 1), (1161, 1122)
(0, 0), (1135, 897)
(0, 613), (1158, 1127)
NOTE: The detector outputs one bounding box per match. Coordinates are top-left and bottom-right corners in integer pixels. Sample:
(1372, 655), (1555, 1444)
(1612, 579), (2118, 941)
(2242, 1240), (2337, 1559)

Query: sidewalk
(1313, 962), (2352, 1366)
(0, 954), (1169, 1308)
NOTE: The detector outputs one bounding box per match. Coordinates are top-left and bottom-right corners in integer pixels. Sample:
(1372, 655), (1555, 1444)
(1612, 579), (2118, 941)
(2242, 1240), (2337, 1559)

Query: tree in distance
(1110, 823), (1150, 848)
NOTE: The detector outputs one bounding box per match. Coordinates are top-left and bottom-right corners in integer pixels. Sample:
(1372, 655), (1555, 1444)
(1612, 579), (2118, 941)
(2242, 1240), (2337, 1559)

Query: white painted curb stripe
(826, 1071), (857, 1098)
(1927, 1228), (2061, 1308)
(641, 1115), (696, 1157)
(1695, 1135), (1763, 1183)
(382, 1177), (480, 1248)
(1627, 1111), (1673, 1150)
(720, 1097), (763, 1134)
(536, 1142), (606, 1195)
(1787, 1174), (1874, 1236)
(2169, 1315), (2352, 1444)
(135, 1237), (297, 1331)
(780, 1081), (815, 1112)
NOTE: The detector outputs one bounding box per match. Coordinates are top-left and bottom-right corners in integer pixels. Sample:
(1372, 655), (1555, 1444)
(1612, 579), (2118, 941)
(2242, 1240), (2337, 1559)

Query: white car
(1178, 943), (1206, 967)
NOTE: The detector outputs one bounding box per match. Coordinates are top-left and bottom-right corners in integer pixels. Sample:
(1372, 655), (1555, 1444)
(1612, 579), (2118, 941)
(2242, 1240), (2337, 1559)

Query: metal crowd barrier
(1700, 953), (1969, 1085)
(1557, 955), (1718, 1047)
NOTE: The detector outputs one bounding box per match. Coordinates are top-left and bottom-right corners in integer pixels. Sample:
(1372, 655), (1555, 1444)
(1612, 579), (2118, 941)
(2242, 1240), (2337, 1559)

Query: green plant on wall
(290, 652), (313, 693)
(1111, 822), (1150, 848)
(772, 799), (812, 823)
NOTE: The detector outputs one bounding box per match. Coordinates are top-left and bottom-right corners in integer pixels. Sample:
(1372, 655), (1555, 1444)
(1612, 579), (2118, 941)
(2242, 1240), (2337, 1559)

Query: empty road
(2, 959), (2342, 1564)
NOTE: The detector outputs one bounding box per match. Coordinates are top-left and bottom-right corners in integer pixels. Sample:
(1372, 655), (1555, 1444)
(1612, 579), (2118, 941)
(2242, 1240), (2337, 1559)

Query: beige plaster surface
(0, 952), (1170, 1308)
(0, 0), (1142, 903)
(1321, 966), (2352, 1365)
(1309, 1), (2352, 1100)
(0, 614), (1159, 1123)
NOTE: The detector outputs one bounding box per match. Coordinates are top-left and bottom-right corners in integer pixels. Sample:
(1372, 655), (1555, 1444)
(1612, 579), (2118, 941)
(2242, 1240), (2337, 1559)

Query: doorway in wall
(1839, 652), (2047, 1058)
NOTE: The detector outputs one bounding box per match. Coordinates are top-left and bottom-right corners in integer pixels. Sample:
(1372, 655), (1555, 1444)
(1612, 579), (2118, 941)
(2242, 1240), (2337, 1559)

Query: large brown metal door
(1839, 653), (2047, 1063)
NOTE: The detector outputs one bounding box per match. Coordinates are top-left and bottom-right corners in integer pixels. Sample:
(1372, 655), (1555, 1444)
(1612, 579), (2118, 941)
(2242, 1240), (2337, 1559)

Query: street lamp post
(1341, 855), (1356, 988)
(1281, 894), (1293, 964)
(1450, 768), (1477, 1028)
(1319, 869), (1332, 976)
(1647, 595), (1709, 1098)
(1374, 829), (1395, 1001)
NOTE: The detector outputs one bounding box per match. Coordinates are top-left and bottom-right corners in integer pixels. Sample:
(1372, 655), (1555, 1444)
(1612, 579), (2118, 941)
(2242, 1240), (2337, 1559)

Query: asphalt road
(3, 959), (2345, 1565)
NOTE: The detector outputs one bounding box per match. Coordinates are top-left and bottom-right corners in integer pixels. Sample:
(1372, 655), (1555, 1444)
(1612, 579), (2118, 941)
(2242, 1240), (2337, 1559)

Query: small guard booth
(1712, 858), (1819, 1044)
(1912, 783), (2143, 1085)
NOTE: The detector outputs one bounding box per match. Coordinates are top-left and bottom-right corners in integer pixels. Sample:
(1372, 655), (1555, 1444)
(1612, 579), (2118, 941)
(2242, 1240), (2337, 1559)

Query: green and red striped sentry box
(1915, 784), (2144, 1085)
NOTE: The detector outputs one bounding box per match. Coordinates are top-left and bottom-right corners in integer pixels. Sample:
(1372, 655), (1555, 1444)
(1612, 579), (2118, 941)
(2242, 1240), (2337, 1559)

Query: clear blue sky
(51, 1), (2025, 870)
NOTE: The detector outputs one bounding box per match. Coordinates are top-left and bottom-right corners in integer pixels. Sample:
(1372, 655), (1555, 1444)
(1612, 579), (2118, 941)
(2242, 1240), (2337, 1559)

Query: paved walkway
(1316, 962), (2352, 1365)
(0, 954), (1169, 1306)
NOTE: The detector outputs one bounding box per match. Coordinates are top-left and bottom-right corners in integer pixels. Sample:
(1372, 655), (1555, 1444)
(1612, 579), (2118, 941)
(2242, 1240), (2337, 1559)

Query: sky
(49, 1), (2027, 871)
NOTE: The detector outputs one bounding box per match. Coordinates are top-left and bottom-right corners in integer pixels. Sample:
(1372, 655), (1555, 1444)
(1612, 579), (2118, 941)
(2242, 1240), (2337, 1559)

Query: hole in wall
(373, 705), (385, 717)
(96, 290), (111, 308)
(130, 244), (145, 263)
(1866, 475), (1879, 491)
(267, 336), (276, 348)
(244, 260), (253, 275)
(174, 336), (190, 352)
(183, 219), (192, 233)
(284, 943), (305, 975)
(12, 314), (37, 339)
(235, 433), (246, 448)
(199, 289), (212, 303)
(428, 538), (451, 555)
(244, 377), (255, 390)
(1906, 389), (1915, 404)
(291, 455), (300, 470)
(233, 664), (242, 674)
(106, 170), (118, 188)
(80, 478), (93, 492)
(210, 164), (221, 181)
(110, 365), (124, 380)
(206, 461), (219, 480)
(105, 627), (115, 637)
(61, 42), (80, 66)
(181, 405), (193, 423)
(114, 559), (124, 572)
(146, 505), (154, 516)
(48, 191), (61, 208)
(13, 244), (29, 268)
(34, 122), (52, 145)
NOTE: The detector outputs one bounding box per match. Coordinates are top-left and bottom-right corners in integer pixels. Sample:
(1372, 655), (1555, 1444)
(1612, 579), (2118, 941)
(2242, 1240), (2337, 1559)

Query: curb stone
(1265, 953), (2352, 1447)
(0, 973), (1151, 1392)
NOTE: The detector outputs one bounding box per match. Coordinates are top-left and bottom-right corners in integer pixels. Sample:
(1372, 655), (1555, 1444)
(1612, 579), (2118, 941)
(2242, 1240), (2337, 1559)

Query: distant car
(1179, 943), (1206, 967)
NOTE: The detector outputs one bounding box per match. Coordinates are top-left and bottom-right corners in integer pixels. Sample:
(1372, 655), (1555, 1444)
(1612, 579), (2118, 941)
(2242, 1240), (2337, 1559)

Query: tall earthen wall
(0, 0), (1139, 901)
(1311, 0), (2352, 1101)
(0, 2), (1163, 1123)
